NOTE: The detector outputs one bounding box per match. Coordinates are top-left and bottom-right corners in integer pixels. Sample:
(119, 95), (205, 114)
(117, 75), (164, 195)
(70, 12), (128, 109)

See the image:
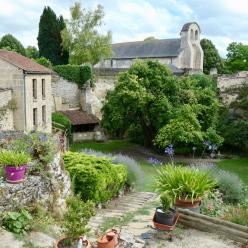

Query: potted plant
(154, 193), (177, 226)
(0, 150), (31, 183)
(56, 195), (95, 248)
(156, 165), (217, 212)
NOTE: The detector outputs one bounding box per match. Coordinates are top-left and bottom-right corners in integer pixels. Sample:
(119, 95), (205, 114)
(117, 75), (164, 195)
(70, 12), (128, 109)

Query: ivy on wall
(53, 64), (93, 86)
(0, 100), (17, 121)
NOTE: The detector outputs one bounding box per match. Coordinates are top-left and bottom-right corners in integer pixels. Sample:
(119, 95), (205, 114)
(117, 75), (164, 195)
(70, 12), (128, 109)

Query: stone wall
(0, 153), (71, 214)
(0, 89), (14, 131)
(217, 71), (248, 105)
(52, 74), (81, 111)
(73, 130), (105, 142)
(0, 58), (25, 130)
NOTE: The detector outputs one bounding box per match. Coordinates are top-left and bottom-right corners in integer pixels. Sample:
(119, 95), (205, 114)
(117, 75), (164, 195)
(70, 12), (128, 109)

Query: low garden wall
(0, 153), (71, 215)
(178, 208), (248, 244)
(73, 131), (105, 142)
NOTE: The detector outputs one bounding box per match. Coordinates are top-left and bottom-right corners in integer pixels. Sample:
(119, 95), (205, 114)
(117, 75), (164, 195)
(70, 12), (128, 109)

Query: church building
(96, 22), (203, 74)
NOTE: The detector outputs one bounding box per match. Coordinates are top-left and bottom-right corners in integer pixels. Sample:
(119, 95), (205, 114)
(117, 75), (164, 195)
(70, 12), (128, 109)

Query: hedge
(63, 152), (127, 204)
(52, 112), (72, 142)
(53, 64), (92, 86)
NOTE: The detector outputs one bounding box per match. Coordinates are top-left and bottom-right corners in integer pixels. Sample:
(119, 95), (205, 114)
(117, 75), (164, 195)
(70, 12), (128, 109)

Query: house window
(42, 79), (46, 99)
(42, 105), (46, 125)
(110, 59), (113, 67)
(32, 79), (37, 100)
(33, 108), (37, 127)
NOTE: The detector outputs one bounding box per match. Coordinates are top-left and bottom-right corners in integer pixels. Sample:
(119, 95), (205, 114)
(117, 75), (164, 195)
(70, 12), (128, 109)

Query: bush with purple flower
(164, 144), (174, 164)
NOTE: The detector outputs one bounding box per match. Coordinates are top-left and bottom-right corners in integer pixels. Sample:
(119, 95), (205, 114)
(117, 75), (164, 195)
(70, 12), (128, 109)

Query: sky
(0, 0), (248, 57)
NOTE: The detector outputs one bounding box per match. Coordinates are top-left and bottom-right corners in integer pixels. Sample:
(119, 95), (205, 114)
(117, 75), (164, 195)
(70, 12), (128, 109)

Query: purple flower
(165, 144), (174, 156)
(148, 157), (162, 165)
(203, 140), (211, 146)
(39, 134), (48, 142)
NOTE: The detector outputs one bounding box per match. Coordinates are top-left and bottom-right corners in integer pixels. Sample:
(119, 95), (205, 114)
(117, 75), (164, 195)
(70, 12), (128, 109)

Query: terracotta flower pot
(55, 237), (90, 248)
(4, 165), (27, 183)
(175, 198), (201, 208)
(97, 229), (119, 248)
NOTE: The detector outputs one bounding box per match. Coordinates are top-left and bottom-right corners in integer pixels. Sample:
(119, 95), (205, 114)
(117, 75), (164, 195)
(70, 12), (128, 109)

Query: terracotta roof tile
(0, 49), (52, 74)
(59, 110), (100, 125)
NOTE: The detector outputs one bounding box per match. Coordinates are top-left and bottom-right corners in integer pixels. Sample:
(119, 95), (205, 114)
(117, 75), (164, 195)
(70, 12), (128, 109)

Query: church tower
(179, 22), (203, 72)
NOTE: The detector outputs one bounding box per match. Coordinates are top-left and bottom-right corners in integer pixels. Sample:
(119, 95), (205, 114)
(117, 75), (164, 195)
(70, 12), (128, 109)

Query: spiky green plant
(0, 150), (31, 167)
(156, 164), (217, 203)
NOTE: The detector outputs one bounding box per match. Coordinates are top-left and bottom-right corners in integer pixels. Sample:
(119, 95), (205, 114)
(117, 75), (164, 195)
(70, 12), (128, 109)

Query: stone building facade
(96, 22), (203, 73)
(0, 50), (52, 133)
(217, 71), (248, 105)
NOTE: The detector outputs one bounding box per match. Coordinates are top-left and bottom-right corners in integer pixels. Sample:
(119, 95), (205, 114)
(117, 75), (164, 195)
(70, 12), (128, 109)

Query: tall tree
(0, 34), (26, 56)
(61, 2), (112, 65)
(101, 60), (222, 148)
(225, 42), (248, 73)
(26, 46), (39, 59)
(37, 6), (68, 65)
(200, 38), (223, 74)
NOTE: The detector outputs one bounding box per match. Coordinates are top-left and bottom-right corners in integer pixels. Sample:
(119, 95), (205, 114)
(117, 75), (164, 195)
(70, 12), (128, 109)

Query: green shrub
(35, 57), (53, 68)
(0, 150), (31, 167)
(63, 152), (128, 204)
(53, 64), (92, 86)
(63, 195), (95, 239)
(2, 210), (32, 234)
(11, 132), (56, 165)
(156, 164), (217, 203)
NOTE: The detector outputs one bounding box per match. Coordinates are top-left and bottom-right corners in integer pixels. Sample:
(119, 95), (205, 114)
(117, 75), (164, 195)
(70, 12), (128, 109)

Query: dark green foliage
(225, 42), (248, 73)
(37, 6), (68, 65)
(63, 152), (127, 204)
(53, 64), (92, 85)
(63, 195), (95, 238)
(2, 210), (32, 234)
(0, 34), (26, 56)
(101, 60), (222, 148)
(35, 57), (52, 68)
(26, 46), (39, 59)
(218, 84), (248, 151)
(200, 38), (223, 74)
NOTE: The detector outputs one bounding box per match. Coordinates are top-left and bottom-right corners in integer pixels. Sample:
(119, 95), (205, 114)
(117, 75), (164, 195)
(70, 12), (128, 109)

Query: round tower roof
(181, 22), (201, 32)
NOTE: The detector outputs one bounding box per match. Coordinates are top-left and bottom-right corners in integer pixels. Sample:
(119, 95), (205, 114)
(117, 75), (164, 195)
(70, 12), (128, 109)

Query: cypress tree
(37, 6), (68, 65)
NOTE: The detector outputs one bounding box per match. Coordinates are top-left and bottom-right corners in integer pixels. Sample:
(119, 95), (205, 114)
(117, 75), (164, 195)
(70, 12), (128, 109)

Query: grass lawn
(70, 140), (135, 153)
(136, 161), (160, 192)
(217, 158), (248, 185)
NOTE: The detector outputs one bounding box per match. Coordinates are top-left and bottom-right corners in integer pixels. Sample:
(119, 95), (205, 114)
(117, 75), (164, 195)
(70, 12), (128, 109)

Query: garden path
(88, 191), (240, 248)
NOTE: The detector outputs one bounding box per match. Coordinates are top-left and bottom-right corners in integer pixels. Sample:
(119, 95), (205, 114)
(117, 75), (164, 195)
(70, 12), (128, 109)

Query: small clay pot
(55, 237), (90, 248)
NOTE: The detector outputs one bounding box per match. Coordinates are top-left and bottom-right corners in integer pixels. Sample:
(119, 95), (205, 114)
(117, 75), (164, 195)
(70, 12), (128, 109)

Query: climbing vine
(0, 100), (17, 121)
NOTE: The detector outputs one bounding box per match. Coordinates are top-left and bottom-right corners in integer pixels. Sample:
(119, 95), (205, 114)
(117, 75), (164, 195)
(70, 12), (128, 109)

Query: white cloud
(0, 0), (247, 57)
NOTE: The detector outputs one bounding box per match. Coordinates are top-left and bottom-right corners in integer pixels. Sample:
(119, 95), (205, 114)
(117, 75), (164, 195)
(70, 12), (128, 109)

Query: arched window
(195, 30), (199, 41)
(190, 29), (194, 41)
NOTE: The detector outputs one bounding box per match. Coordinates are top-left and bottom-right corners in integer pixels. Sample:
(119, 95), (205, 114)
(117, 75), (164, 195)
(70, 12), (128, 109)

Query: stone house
(96, 22), (203, 73)
(0, 49), (52, 133)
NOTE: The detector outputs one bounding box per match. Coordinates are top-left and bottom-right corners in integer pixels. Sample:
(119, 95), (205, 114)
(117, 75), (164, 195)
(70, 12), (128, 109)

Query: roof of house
(0, 49), (52, 74)
(59, 110), (100, 125)
(111, 38), (181, 59)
